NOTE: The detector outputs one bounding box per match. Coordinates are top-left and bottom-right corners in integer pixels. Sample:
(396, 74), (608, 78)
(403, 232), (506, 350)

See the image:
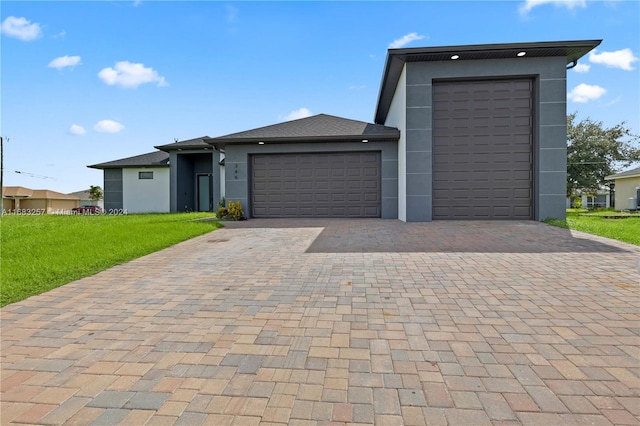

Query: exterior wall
(223, 141), (398, 219)
(170, 151), (214, 212)
(19, 198), (79, 214)
(402, 56), (567, 222)
(122, 168), (170, 213)
(614, 177), (640, 211)
(383, 66), (407, 222)
(104, 169), (123, 211)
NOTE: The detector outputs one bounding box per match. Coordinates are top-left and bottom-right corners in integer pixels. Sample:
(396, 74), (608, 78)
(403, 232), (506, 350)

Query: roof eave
(375, 39), (602, 124)
(605, 173), (640, 180)
(87, 164), (169, 170)
(205, 132), (400, 147)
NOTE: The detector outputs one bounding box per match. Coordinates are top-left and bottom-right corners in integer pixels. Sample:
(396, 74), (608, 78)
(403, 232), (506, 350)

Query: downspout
(566, 60), (578, 70)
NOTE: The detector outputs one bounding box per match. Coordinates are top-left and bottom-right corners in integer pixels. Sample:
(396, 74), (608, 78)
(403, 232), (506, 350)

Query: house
(2, 186), (80, 214)
(68, 190), (105, 209)
(91, 39), (601, 221)
(605, 166), (640, 211)
(88, 151), (170, 213)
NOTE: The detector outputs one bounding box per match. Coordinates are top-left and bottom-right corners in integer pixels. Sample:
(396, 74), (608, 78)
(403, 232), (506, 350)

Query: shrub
(217, 200), (245, 221)
(227, 201), (245, 221)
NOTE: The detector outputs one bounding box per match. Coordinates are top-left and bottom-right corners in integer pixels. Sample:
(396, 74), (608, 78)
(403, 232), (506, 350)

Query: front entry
(197, 174), (213, 212)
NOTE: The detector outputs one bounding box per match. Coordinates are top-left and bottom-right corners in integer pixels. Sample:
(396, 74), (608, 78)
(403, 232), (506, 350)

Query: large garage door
(251, 152), (381, 218)
(433, 79), (533, 220)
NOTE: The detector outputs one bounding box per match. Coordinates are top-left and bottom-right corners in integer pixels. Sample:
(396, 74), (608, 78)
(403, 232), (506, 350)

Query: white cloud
(69, 124), (86, 135)
(48, 55), (82, 70)
(589, 48), (638, 71)
(572, 63), (590, 73)
(1, 16), (42, 41)
(280, 108), (312, 121)
(94, 120), (125, 133)
(567, 83), (606, 103)
(389, 32), (426, 49)
(519, 0), (587, 14)
(98, 61), (168, 88)
(226, 5), (238, 23)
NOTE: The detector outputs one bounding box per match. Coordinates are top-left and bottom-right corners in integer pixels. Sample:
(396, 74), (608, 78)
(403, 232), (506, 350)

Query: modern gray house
(90, 39), (601, 221)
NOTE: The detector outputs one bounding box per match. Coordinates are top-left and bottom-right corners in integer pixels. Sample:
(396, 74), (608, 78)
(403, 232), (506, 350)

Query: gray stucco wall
(169, 151), (215, 212)
(401, 56), (567, 221)
(223, 141), (398, 219)
(103, 168), (123, 211)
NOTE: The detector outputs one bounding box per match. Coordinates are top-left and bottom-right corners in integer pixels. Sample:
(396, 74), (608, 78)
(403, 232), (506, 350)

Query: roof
(88, 151), (169, 169)
(31, 190), (80, 200)
(68, 190), (92, 199)
(2, 186), (79, 200)
(605, 166), (640, 181)
(3, 186), (33, 197)
(206, 114), (399, 147)
(155, 136), (212, 152)
(375, 39), (603, 124)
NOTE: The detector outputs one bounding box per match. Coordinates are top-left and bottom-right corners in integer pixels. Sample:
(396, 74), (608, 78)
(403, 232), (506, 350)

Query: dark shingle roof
(88, 151), (169, 169)
(375, 39), (602, 124)
(605, 166), (640, 180)
(206, 114), (399, 146)
(155, 136), (211, 151)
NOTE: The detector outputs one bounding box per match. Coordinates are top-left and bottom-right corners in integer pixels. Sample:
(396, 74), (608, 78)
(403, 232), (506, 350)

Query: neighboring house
(88, 151), (170, 213)
(2, 186), (80, 213)
(581, 191), (611, 210)
(68, 190), (105, 209)
(91, 39), (601, 221)
(605, 166), (640, 211)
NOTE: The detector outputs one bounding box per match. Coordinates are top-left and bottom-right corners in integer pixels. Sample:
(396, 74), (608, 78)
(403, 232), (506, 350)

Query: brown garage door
(433, 79), (533, 220)
(251, 152), (381, 218)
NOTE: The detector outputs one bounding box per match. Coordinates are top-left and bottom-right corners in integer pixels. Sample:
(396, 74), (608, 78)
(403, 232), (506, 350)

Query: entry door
(197, 174), (213, 212)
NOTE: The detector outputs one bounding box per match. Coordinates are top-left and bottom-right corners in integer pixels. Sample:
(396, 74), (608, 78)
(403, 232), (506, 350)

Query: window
(139, 171), (154, 180)
(586, 195), (606, 209)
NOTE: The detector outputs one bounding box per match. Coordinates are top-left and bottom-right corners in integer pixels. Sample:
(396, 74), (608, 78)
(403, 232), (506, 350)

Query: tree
(89, 185), (103, 203)
(566, 112), (640, 197)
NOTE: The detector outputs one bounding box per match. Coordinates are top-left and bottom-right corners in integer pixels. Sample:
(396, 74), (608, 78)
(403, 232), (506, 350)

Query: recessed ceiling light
(258, 141), (265, 145)
(362, 139), (369, 143)
(451, 55), (459, 60)
(517, 51), (526, 57)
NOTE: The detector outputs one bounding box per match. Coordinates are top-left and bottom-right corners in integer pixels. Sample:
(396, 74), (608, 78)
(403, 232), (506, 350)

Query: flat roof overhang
(205, 133), (400, 149)
(374, 39), (603, 124)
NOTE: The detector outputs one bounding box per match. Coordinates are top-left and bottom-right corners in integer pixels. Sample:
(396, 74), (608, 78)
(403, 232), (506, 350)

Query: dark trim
(375, 39), (602, 124)
(206, 133), (400, 149)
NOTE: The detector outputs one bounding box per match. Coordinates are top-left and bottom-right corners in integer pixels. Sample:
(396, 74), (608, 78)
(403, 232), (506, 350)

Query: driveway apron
(1, 219), (639, 425)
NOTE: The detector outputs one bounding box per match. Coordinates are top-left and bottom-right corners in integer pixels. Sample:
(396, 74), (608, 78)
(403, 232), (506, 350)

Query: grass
(1, 213), (221, 307)
(545, 209), (640, 246)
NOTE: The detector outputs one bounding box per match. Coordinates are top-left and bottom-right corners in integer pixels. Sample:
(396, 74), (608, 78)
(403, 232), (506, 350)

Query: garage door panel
(252, 152), (381, 218)
(433, 79), (533, 220)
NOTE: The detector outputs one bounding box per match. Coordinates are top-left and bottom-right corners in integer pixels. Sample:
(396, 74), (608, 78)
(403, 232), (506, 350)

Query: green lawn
(0, 213), (221, 307)
(545, 209), (640, 246)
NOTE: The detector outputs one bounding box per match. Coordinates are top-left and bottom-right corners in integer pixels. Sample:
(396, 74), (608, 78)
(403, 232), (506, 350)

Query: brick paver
(1, 219), (639, 425)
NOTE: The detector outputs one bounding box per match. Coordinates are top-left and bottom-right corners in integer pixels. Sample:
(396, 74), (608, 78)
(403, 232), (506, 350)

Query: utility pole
(1, 136), (5, 217)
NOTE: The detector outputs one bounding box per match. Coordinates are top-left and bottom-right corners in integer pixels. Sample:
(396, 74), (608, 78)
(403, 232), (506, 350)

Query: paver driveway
(1, 219), (639, 425)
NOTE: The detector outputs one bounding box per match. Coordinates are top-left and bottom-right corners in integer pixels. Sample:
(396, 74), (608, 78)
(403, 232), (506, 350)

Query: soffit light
(451, 55), (460, 60)
(517, 51), (526, 57)
(258, 141), (265, 145)
(362, 139), (369, 143)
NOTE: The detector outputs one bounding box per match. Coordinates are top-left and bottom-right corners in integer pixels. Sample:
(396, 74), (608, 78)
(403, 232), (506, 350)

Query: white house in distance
(605, 166), (640, 211)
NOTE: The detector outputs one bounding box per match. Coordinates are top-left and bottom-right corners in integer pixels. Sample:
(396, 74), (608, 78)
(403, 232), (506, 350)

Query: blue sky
(2, 0), (638, 194)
